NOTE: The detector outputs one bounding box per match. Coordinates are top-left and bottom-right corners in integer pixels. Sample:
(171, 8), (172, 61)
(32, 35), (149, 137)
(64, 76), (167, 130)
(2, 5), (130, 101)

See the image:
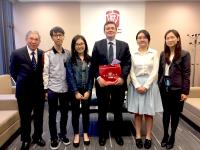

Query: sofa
(0, 74), (20, 147)
(182, 87), (200, 128)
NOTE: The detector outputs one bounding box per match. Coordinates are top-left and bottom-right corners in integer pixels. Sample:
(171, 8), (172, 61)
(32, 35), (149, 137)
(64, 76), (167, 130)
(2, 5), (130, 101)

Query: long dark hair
(71, 35), (90, 65)
(164, 29), (182, 64)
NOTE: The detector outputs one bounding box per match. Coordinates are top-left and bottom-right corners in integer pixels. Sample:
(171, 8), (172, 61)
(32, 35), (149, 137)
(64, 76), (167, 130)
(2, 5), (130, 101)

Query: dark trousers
(162, 111), (180, 138)
(95, 82), (125, 138)
(160, 89), (183, 138)
(17, 92), (45, 142)
(48, 89), (69, 140)
(72, 89), (90, 134)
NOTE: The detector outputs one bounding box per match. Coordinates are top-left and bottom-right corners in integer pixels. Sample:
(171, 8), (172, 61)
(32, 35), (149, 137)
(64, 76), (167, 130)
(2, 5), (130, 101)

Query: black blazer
(91, 39), (131, 82)
(10, 46), (44, 99)
(158, 50), (191, 95)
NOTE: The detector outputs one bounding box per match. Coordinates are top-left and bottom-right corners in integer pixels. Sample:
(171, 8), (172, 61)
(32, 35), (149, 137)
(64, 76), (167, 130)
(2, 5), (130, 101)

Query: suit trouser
(71, 89), (90, 134)
(17, 93), (45, 142)
(48, 89), (69, 140)
(95, 82), (125, 138)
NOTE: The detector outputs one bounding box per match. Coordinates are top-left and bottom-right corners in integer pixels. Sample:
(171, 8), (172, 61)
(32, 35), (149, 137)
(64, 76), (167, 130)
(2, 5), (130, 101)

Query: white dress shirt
(27, 45), (37, 62)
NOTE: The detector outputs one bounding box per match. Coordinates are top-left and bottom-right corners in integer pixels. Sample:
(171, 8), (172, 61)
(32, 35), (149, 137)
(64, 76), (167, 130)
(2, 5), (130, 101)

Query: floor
(4, 103), (200, 150)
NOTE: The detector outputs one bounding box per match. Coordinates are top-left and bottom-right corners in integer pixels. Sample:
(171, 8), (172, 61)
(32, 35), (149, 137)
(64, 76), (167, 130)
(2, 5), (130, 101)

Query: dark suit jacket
(158, 50), (191, 95)
(10, 46), (44, 99)
(91, 39), (131, 83)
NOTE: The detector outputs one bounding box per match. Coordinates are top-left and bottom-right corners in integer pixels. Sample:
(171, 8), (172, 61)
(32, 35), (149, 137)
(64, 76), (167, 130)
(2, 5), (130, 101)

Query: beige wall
(13, 2), (80, 50)
(13, 1), (200, 85)
(146, 1), (200, 53)
(13, 1), (200, 53)
(13, 1), (145, 54)
(80, 2), (145, 54)
(145, 1), (200, 86)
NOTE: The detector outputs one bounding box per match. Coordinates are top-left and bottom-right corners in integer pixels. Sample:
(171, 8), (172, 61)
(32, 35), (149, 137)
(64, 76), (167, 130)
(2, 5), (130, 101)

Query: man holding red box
(91, 21), (131, 146)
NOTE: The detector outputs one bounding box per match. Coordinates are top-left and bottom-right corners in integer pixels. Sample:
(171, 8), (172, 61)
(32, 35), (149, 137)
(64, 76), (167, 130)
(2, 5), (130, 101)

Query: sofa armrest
(12, 86), (16, 94)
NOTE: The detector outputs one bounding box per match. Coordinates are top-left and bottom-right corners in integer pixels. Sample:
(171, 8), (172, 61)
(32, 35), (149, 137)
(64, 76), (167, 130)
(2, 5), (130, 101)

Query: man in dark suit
(91, 21), (131, 146)
(10, 31), (46, 150)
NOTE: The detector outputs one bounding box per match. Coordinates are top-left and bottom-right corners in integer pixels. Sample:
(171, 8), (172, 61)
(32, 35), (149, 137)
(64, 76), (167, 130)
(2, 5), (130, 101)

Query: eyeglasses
(75, 43), (85, 47)
(137, 36), (148, 40)
(166, 36), (176, 41)
(52, 34), (64, 38)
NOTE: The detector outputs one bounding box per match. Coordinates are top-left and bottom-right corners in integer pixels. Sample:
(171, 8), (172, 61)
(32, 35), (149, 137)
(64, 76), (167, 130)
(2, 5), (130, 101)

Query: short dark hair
(136, 29), (151, 42)
(50, 26), (65, 37)
(104, 21), (117, 31)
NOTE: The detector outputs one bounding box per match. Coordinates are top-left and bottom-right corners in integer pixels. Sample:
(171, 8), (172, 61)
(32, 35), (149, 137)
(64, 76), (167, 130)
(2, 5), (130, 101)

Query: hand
(106, 81), (115, 86)
(45, 92), (48, 100)
(136, 86), (147, 94)
(114, 77), (124, 86)
(180, 94), (188, 101)
(75, 92), (83, 100)
(98, 77), (109, 87)
(82, 91), (90, 100)
(136, 87), (143, 94)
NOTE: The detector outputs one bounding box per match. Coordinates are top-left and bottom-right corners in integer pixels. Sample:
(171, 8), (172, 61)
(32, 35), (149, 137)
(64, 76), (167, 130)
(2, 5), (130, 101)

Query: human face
(26, 32), (40, 51)
(51, 32), (64, 46)
(104, 23), (117, 40)
(136, 32), (149, 49)
(165, 32), (179, 48)
(75, 38), (85, 55)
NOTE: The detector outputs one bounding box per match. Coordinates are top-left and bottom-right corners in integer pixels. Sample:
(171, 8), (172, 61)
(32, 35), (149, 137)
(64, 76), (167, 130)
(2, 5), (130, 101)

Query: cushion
(0, 110), (19, 135)
(0, 95), (18, 110)
(186, 98), (200, 110)
(189, 87), (200, 98)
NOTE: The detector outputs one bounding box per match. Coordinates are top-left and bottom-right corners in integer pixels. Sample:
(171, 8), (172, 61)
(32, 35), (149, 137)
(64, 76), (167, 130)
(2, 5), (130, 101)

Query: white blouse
(130, 48), (159, 89)
(165, 52), (174, 76)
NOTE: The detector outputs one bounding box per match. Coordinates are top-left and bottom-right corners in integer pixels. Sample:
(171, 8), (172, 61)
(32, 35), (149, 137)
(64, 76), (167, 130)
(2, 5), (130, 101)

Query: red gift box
(99, 64), (121, 82)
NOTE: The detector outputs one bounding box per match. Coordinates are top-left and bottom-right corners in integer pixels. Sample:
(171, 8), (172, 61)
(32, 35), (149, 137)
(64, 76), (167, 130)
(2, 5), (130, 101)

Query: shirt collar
(52, 46), (65, 54)
(107, 39), (116, 45)
(134, 47), (154, 54)
(27, 45), (37, 56)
